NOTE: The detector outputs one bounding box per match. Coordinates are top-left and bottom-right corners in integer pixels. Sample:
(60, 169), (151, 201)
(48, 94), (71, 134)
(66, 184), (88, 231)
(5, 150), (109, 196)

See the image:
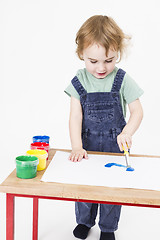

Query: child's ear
(80, 55), (84, 60)
(116, 51), (120, 63)
(116, 51), (119, 60)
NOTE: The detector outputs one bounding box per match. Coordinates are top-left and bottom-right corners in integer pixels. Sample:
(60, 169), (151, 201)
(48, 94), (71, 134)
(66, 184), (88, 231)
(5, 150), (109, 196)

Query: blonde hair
(75, 15), (131, 62)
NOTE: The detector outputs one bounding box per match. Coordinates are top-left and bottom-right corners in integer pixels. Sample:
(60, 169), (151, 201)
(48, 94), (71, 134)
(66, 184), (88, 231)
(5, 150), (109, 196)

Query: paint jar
(30, 142), (50, 160)
(26, 149), (48, 171)
(33, 135), (50, 144)
(16, 155), (39, 179)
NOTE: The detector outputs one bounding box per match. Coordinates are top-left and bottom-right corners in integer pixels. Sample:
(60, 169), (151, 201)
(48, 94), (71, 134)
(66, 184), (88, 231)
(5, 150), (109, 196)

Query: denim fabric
(71, 68), (126, 232)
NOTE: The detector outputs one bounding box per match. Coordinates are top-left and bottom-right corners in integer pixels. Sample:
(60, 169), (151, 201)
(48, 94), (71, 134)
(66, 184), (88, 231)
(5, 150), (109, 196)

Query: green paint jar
(16, 155), (39, 179)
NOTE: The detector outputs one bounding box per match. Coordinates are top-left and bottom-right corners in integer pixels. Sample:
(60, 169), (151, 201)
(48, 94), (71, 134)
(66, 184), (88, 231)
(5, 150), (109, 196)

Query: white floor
(1, 188), (160, 240)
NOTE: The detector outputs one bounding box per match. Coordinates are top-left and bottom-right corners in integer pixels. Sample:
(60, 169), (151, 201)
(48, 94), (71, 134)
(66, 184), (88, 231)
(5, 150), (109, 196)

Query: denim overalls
(71, 68), (126, 232)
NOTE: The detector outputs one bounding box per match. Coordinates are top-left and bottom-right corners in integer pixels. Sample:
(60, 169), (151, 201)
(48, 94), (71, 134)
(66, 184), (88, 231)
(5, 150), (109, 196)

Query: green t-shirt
(64, 67), (144, 117)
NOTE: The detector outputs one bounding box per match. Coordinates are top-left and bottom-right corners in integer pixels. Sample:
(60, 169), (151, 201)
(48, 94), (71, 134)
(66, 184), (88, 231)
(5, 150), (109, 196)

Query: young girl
(65, 15), (143, 240)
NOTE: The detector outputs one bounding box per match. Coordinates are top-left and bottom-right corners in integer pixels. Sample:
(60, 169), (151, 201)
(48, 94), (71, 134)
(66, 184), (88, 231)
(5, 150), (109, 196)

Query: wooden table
(1, 149), (160, 240)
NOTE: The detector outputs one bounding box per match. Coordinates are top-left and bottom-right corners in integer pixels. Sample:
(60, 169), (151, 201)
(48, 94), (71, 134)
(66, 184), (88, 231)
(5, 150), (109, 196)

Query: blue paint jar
(33, 135), (50, 144)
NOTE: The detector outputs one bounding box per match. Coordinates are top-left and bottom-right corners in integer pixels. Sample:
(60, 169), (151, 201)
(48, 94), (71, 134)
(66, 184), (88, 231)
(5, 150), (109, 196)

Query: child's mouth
(97, 72), (107, 76)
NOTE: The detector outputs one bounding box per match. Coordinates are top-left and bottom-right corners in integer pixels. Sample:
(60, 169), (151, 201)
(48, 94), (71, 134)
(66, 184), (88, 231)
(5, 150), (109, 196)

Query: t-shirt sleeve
(121, 73), (144, 104)
(64, 79), (80, 100)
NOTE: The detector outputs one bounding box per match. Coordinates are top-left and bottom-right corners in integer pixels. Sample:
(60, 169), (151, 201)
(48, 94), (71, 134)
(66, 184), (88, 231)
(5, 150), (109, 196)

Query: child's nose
(98, 63), (106, 72)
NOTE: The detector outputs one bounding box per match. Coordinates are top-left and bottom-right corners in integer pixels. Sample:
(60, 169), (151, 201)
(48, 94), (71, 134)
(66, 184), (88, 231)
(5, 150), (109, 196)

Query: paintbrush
(122, 145), (134, 171)
(122, 146), (130, 167)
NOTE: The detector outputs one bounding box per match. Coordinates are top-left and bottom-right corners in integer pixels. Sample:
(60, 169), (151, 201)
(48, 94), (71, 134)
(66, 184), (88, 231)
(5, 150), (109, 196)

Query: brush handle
(122, 145), (129, 155)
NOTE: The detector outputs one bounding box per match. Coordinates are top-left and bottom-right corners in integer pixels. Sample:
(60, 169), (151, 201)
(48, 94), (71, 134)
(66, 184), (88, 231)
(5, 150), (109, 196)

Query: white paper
(41, 151), (160, 191)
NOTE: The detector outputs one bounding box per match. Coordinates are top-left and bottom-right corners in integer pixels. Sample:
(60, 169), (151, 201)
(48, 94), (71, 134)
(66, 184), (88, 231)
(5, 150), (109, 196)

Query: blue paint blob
(126, 167), (135, 171)
(105, 163), (115, 167)
(105, 163), (126, 168)
(105, 162), (135, 172)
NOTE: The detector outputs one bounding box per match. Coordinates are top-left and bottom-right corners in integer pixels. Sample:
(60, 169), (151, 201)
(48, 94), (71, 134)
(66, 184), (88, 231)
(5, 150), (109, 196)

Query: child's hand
(117, 132), (132, 152)
(69, 148), (88, 162)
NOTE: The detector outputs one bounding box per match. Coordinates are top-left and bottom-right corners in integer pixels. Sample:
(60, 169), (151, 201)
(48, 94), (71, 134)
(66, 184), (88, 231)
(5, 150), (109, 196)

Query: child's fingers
(69, 153), (76, 162)
(123, 137), (132, 151)
(68, 153), (72, 160)
(77, 154), (84, 162)
(117, 137), (123, 151)
(74, 154), (80, 162)
(84, 150), (88, 159)
(69, 149), (88, 162)
(122, 141), (128, 151)
(77, 151), (88, 161)
(69, 153), (82, 162)
(126, 138), (132, 149)
(118, 142), (123, 152)
(117, 134), (132, 152)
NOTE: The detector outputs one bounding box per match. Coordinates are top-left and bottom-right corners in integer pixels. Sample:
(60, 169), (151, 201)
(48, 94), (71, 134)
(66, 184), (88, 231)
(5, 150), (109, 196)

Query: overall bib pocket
(86, 102), (114, 123)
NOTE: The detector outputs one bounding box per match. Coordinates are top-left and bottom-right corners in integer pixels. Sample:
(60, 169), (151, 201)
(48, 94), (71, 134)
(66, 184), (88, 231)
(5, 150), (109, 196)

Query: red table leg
(6, 193), (15, 240)
(33, 197), (39, 240)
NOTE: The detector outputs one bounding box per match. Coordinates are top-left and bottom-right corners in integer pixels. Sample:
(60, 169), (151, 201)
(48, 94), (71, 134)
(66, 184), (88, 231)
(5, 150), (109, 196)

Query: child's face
(82, 43), (118, 79)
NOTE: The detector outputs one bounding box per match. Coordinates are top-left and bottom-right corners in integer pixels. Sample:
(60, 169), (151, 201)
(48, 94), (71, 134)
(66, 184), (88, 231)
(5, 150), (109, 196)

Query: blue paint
(105, 163), (126, 168)
(105, 163), (135, 171)
(33, 135), (50, 144)
(126, 167), (134, 171)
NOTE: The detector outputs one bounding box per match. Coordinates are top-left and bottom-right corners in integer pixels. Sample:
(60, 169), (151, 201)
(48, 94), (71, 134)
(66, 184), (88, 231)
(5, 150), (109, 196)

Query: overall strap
(71, 76), (87, 96)
(111, 68), (126, 92)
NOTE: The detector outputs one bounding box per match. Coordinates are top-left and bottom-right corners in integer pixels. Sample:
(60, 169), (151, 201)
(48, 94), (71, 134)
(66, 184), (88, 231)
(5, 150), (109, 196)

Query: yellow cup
(26, 149), (48, 171)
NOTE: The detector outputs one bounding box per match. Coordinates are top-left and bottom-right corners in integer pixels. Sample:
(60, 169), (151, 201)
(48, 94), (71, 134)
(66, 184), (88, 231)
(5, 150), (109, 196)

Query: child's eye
(105, 60), (113, 63)
(90, 61), (97, 64)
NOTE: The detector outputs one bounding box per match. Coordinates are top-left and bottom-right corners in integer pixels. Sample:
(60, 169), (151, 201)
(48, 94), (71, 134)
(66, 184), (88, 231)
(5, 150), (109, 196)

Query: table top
(1, 149), (160, 207)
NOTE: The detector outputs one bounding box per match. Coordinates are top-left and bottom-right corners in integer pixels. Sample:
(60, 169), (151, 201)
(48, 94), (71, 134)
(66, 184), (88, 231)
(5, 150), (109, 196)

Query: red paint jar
(30, 142), (50, 160)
